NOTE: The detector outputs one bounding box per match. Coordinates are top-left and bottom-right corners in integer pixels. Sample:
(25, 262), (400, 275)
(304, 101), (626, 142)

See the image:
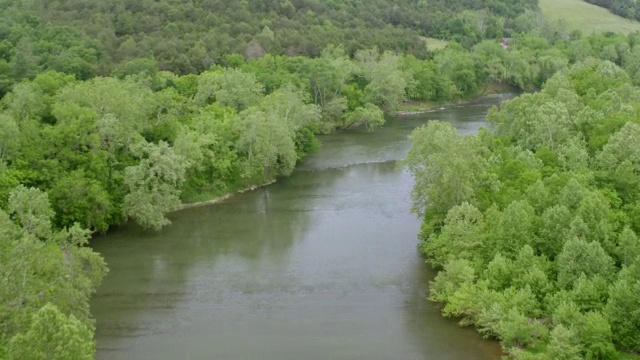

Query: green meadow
(540, 0), (640, 34)
(424, 37), (449, 51)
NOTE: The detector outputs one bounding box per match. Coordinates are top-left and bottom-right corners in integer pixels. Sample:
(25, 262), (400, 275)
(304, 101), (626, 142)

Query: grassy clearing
(540, 0), (640, 34)
(396, 83), (513, 115)
(618, 353), (640, 360)
(396, 100), (439, 113)
(423, 37), (449, 51)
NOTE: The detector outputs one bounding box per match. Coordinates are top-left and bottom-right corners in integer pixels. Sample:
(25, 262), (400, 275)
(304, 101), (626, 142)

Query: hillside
(583, 0), (640, 22)
(540, 0), (640, 34)
(0, 0), (538, 97)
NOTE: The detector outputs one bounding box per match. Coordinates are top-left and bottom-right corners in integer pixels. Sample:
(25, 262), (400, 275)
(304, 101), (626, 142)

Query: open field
(423, 37), (449, 51)
(540, 0), (640, 34)
(618, 353), (640, 360)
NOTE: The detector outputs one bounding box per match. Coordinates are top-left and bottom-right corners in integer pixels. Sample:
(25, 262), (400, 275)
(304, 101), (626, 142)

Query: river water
(91, 94), (513, 360)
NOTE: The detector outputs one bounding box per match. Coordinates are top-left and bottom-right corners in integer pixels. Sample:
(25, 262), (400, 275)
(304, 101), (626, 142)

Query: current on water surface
(90, 94), (513, 360)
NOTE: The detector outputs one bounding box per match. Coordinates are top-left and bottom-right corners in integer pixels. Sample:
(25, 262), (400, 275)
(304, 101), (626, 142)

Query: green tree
(556, 237), (615, 289)
(538, 205), (573, 258)
(547, 325), (583, 360)
(343, 103), (385, 131)
(48, 171), (111, 232)
(195, 68), (264, 111)
(0, 186), (106, 359)
(0, 60), (13, 97)
(401, 56), (448, 101)
(173, 105), (240, 200)
(233, 83), (321, 180)
(617, 227), (640, 266)
(497, 308), (547, 349)
(7, 303), (94, 360)
(0, 114), (19, 163)
(11, 38), (40, 82)
(429, 259), (476, 303)
(597, 122), (640, 173)
(123, 141), (188, 230)
(405, 121), (486, 218)
(8, 185), (54, 239)
(604, 272), (640, 351)
(579, 311), (617, 360)
(356, 48), (411, 112)
(57, 77), (152, 120)
(422, 202), (485, 268)
(487, 200), (537, 257)
(435, 45), (480, 97)
(307, 46), (356, 109)
(234, 107), (297, 179)
(2, 82), (48, 122)
(624, 46), (640, 85)
(484, 253), (516, 291)
(552, 301), (582, 329)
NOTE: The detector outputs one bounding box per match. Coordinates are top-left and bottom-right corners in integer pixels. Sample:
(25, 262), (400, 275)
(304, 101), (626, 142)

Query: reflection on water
(91, 93), (513, 360)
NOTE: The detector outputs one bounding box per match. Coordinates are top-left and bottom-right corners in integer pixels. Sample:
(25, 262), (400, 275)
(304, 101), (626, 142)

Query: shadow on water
(91, 161), (396, 356)
(90, 179), (317, 344)
(400, 252), (502, 360)
(91, 93), (515, 359)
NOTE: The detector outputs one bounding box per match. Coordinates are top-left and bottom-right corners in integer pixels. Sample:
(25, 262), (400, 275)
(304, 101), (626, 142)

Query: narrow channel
(91, 93), (513, 360)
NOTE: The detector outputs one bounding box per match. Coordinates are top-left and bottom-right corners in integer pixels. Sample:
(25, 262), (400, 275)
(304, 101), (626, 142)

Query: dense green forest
(583, 0), (640, 22)
(3, 30), (640, 234)
(0, 0), (542, 96)
(2, 0), (640, 357)
(406, 59), (640, 359)
(0, 186), (107, 359)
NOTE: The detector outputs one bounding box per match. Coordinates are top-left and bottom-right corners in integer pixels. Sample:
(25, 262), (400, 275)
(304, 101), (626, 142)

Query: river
(90, 93), (513, 360)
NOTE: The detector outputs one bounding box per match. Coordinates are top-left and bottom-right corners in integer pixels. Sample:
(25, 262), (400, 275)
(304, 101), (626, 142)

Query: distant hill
(0, 0), (536, 86)
(540, 0), (640, 34)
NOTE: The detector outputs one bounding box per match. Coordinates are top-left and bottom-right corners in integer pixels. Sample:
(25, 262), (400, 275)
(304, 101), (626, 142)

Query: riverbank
(90, 95), (507, 360)
(177, 85), (515, 211)
(395, 82), (514, 115)
(177, 180), (276, 211)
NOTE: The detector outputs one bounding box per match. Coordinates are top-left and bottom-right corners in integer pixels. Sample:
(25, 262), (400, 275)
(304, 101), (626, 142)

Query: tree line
(0, 0), (541, 97)
(2, 30), (639, 234)
(406, 57), (640, 359)
(2, 0), (640, 356)
(3, 26), (640, 358)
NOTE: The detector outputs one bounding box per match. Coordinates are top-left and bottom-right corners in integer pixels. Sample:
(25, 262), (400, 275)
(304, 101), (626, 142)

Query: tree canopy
(4, 0), (640, 357)
(407, 59), (640, 359)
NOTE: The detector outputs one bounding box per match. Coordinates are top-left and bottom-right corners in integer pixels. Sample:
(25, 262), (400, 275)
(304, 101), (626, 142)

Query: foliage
(539, 0), (640, 35)
(4, 1), (640, 357)
(407, 59), (640, 358)
(0, 0), (540, 97)
(7, 304), (94, 360)
(0, 186), (106, 358)
(123, 141), (188, 230)
(343, 103), (385, 131)
(405, 121), (486, 218)
(13, 30), (640, 233)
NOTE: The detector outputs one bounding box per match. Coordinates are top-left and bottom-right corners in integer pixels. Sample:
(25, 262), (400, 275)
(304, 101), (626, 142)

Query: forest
(406, 55), (640, 359)
(583, 0), (640, 22)
(1, 0), (640, 358)
(0, 0), (539, 96)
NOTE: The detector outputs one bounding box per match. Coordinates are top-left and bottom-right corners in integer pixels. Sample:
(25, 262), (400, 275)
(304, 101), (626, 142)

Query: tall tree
(195, 68), (264, 111)
(356, 48), (411, 112)
(7, 304), (94, 360)
(0, 186), (106, 358)
(404, 121), (486, 218)
(123, 141), (188, 230)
